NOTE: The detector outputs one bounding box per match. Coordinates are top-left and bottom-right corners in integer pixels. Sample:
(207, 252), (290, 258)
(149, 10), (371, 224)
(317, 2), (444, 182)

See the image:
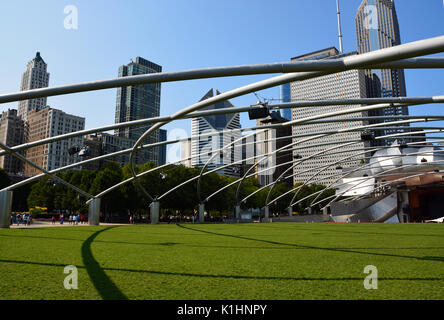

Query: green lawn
(0, 222), (443, 300)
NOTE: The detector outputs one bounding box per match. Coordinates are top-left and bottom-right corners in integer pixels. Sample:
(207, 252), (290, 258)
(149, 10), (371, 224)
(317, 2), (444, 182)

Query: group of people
(11, 213), (33, 226)
(51, 213), (87, 225)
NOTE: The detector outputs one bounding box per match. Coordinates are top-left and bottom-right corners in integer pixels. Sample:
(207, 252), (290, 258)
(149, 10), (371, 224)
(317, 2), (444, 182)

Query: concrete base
(322, 206), (329, 222)
(235, 205), (240, 221)
(288, 207), (292, 217)
(263, 205), (271, 222)
(88, 198), (101, 226)
(150, 200), (160, 224)
(199, 203), (205, 224)
(0, 190), (13, 229)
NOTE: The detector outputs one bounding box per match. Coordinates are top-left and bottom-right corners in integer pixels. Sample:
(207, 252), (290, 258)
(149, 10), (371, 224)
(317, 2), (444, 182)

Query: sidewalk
(9, 220), (128, 229)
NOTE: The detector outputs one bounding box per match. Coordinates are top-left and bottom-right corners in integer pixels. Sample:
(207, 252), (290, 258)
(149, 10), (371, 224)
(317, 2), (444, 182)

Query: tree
(90, 162), (125, 214)
(27, 177), (56, 212)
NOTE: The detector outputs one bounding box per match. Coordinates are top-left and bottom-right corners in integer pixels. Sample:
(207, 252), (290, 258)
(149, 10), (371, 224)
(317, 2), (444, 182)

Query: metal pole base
(0, 190), (13, 229)
(199, 203), (205, 224)
(88, 198), (101, 226)
(263, 205), (271, 223)
(235, 205), (241, 221)
(322, 206), (329, 222)
(150, 200), (160, 224)
(288, 207), (292, 217)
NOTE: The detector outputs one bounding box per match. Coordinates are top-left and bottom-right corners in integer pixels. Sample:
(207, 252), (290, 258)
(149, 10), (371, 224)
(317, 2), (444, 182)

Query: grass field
(0, 222), (443, 300)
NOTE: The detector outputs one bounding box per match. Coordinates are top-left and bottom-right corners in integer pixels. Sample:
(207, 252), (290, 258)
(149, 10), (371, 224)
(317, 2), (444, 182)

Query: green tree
(27, 177), (55, 212)
(90, 162), (124, 214)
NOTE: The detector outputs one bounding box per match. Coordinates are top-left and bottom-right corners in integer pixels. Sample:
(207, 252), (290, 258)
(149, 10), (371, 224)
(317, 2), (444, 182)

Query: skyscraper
(114, 57), (162, 164)
(191, 89), (241, 177)
(355, 0), (408, 119)
(18, 52), (50, 121)
(290, 48), (372, 186)
(255, 116), (293, 187)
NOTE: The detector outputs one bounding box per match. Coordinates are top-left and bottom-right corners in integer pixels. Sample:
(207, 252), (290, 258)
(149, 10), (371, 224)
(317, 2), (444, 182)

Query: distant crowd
(11, 213), (33, 226)
(52, 213), (87, 225)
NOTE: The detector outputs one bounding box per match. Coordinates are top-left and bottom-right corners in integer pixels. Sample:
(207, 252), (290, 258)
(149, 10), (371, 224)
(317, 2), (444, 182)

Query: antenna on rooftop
(336, 0), (344, 53)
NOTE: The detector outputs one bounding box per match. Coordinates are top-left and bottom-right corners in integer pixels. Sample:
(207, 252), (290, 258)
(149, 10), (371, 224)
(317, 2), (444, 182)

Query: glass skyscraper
(355, 0), (408, 120)
(114, 57), (162, 164)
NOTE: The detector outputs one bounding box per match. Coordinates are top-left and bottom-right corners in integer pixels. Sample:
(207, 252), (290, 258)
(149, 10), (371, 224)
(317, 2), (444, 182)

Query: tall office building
(0, 109), (25, 174)
(114, 56), (162, 164)
(290, 48), (372, 186)
(355, 0), (408, 120)
(24, 107), (85, 177)
(18, 52), (50, 121)
(191, 89), (241, 177)
(255, 115), (293, 187)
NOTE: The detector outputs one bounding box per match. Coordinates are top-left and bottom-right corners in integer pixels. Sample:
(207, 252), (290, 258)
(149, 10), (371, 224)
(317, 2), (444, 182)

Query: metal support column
(199, 202), (205, 224)
(322, 206), (330, 222)
(88, 197), (101, 226)
(263, 205), (271, 223)
(288, 206), (293, 217)
(0, 190), (13, 228)
(235, 205), (241, 221)
(150, 200), (160, 224)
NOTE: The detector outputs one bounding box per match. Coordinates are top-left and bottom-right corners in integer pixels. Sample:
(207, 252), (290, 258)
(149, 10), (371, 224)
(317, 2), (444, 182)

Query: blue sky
(0, 0), (443, 147)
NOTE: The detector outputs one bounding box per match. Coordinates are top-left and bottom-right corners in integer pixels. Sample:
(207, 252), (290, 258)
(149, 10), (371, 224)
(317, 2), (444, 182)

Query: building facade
(254, 117), (293, 187)
(191, 89), (241, 177)
(0, 109), (25, 174)
(355, 0), (408, 121)
(290, 48), (372, 186)
(24, 107), (85, 177)
(18, 52), (50, 121)
(279, 83), (292, 120)
(114, 56), (163, 164)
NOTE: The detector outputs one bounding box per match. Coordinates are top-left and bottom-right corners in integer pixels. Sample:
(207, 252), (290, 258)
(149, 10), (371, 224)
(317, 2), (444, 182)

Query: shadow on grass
(176, 224), (444, 264)
(1, 258), (443, 282)
(81, 226), (128, 300)
(241, 223), (444, 238)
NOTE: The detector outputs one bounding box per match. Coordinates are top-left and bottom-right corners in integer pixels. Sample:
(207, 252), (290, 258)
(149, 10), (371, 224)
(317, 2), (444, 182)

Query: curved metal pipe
(0, 141), (93, 199)
(319, 155), (444, 211)
(291, 142), (444, 209)
(128, 35), (444, 205)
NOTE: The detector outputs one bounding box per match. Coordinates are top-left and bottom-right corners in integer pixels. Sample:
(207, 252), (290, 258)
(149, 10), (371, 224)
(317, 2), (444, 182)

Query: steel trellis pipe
(1, 56), (444, 104)
(319, 155), (444, 211)
(0, 142), (93, 199)
(263, 119), (430, 206)
(241, 121), (434, 206)
(268, 129), (444, 208)
(291, 131), (444, 209)
(128, 36), (444, 204)
(290, 141), (444, 209)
